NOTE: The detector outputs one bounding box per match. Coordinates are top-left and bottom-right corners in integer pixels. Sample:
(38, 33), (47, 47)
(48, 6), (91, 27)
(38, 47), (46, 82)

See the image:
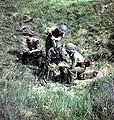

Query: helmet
(22, 29), (34, 36)
(65, 43), (76, 52)
(57, 24), (67, 33)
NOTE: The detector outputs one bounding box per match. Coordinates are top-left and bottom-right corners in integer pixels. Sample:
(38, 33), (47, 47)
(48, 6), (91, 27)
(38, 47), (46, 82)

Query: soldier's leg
(22, 48), (30, 64)
(45, 39), (52, 57)
(68, 68), (77, 84)
(22, 53), (28, 64)
(37, 55), (43, 67)
(59, 66), (66, 82)
(68, 66), (85, 83)
(78, 70), (98, 80)
(35, 51), (45, 67)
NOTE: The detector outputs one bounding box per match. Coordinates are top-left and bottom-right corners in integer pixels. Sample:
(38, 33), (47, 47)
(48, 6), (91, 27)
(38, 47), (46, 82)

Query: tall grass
(1, 68), (113, 120)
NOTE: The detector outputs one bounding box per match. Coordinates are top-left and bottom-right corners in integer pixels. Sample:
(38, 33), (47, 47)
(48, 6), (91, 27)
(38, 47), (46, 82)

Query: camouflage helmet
(57, 24), (67, 33)
(65, 43), (76, 52)
(22, 29), (34, 36)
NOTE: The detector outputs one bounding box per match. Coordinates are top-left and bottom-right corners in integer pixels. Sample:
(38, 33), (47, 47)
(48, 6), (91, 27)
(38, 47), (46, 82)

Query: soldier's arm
(30, 39), (42, 53)
(51, 36), (62, 41)
(71, 54), (78, 68)
(60, 47), (69, 62)
(30, 49), (41, 53)
(47, 47), (53, 60)
(75, 51), (84, 63)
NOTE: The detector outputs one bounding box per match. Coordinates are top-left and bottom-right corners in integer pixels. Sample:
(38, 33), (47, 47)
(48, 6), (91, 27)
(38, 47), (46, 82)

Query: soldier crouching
(64, 43), (98, 84)
(21, 28), (43, 66)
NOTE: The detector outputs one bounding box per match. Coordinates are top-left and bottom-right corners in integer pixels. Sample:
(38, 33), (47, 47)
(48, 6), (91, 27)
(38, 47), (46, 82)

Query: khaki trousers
(68, 66), (86, 83)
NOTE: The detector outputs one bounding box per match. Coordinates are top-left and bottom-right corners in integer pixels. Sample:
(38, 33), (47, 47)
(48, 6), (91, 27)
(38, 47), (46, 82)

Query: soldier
(47, 43), (70, 82)
(64, 43), (98, 84)
(44, 24), (67, 57)
(22, 28), (43, 66)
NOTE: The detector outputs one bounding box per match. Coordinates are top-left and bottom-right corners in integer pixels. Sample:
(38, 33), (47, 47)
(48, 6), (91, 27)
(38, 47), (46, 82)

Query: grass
(1, 69), (113, 120)
(0, 0), (114, 120)
(11, 0), (113, 58)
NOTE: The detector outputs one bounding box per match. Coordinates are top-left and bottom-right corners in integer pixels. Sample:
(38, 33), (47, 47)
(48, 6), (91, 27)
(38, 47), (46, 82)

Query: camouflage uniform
(64, 43), (98, 84)
(67, 51), (86, 83)
(22, 29), (43, 66)
(44, 25), (67, 57)
(47, 46), (64, 64)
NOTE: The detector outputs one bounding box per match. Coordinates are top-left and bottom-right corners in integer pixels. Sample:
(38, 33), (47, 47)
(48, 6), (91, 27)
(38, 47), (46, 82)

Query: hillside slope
(0, 0), (114, 120)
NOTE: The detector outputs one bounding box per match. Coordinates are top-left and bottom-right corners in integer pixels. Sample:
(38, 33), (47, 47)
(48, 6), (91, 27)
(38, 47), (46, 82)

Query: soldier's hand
(58, 62), (69, 68)
(58, 62), (65, 67)
(28, 50), (33, 54)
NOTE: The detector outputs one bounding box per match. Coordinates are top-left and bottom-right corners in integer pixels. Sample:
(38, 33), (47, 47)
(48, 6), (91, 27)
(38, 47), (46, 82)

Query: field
(0, 0), (114, 120)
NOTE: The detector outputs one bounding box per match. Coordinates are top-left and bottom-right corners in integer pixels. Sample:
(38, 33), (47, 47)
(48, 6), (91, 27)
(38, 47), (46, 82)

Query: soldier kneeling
(64, 43), (98, 84)
(22, 28), (43, 66)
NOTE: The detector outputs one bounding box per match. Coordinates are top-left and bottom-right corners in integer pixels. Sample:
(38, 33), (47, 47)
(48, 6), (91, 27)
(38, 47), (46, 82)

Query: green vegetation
(0, 0), (114, 120)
